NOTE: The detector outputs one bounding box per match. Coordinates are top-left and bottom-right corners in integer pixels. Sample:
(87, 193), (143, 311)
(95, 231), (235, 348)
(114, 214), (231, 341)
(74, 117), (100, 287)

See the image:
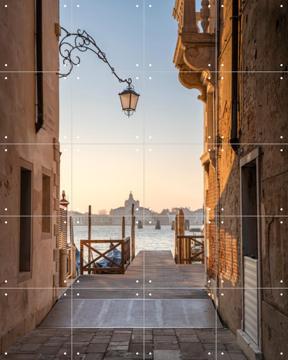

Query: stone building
(173, 0), (288, 359)
(0, 0), (60, 351)
(110, 192), (155, 225)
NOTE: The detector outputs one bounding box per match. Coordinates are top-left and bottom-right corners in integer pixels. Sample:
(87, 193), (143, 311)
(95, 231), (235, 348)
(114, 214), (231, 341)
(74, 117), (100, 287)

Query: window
(19, 167), (32, 272)
(42, 174), (51, 233)
(35, 0), (43, 132)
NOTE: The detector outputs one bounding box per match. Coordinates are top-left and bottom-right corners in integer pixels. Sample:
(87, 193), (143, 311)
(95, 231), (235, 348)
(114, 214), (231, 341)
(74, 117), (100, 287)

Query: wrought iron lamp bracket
(58, 27), (132, 87)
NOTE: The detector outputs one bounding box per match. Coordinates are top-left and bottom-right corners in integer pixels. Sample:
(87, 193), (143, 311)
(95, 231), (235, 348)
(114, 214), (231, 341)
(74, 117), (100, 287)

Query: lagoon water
(72, 225), (203, 255)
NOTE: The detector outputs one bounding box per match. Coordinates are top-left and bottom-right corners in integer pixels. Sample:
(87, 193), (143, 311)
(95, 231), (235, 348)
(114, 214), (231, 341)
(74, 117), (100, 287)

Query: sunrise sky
(59, 0), (204, 213)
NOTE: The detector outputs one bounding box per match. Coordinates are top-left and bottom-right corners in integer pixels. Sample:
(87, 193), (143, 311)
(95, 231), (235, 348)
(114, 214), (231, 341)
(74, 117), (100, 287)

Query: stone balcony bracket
(201, 70), (215, 93)
(173, 0), (216, 97)
(200, 149), (217, 168)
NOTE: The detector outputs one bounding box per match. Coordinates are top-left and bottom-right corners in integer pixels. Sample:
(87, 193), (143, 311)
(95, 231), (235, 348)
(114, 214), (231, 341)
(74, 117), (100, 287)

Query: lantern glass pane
(119, 92), (131, 110)
(130, 93), (139, 111)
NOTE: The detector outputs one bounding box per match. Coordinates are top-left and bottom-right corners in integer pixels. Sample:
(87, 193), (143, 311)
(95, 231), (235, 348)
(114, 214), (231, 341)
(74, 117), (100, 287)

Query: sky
(60, 0), (204, 213)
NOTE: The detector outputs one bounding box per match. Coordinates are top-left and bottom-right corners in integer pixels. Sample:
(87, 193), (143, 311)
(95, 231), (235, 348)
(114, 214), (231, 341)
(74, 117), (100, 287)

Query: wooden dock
(41, 251), (222, 329)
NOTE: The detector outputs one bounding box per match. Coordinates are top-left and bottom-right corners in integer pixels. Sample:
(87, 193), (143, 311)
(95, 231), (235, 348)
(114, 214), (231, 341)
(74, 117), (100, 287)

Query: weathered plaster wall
(0, 0), (60, 351)
(240, 1), (288, 358)
(212, 0), (288, 357)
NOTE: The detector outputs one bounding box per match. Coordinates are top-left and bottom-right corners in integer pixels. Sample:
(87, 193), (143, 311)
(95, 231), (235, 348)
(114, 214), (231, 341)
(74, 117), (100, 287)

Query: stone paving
(0, 252), (247, 359)
(1, 328), (247, 359)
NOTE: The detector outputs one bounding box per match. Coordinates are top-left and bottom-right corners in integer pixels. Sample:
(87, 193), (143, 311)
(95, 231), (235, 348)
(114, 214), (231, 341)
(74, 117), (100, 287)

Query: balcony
(173, 0), (215, 99)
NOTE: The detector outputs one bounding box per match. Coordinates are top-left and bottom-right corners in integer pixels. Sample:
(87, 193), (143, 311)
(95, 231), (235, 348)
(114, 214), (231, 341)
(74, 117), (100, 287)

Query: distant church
(124, 192), (140, 210)
(109, 192), (154, 225)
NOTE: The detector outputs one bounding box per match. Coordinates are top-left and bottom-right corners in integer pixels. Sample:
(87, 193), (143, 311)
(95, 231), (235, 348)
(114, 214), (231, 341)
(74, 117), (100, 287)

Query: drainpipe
(230, 0), (240, 151)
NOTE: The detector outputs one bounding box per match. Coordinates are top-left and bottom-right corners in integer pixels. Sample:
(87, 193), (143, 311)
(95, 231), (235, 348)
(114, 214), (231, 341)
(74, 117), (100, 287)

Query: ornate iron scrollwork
(58, 27), (132, 87)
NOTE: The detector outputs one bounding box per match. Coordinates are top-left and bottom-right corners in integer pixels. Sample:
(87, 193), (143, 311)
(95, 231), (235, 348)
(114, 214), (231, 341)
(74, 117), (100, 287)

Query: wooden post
(174, 215), (178, 263)
(80, 241), (83, 275)
(121, 240), (125, 274)
(122, 216), (126, 239)
(131, 204), (136, 260)
(88, 205), (92, 240)
(69, 216), (74, 245)
(88, 205), (92, 274)
(178, 209), (185, 263)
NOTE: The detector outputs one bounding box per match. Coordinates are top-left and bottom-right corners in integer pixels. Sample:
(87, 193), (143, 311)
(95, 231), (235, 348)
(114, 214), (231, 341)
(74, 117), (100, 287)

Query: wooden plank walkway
(41, 251), (222, 329)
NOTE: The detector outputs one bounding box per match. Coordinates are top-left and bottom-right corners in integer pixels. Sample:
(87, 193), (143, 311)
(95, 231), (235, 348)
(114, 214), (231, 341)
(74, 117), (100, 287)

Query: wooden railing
(80, 238), (131, 274)
(174, 209), (204, 264)
(176, 235), (204, 264)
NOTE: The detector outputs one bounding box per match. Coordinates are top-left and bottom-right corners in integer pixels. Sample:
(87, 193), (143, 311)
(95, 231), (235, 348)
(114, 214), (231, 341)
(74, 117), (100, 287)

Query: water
(72, 225), (176, 255)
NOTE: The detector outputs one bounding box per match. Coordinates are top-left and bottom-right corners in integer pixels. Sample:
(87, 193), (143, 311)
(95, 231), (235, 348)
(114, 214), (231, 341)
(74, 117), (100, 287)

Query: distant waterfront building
(0, 1), (60, 351)
(70, 196), (204, 227)
(110, 192), (155, 225)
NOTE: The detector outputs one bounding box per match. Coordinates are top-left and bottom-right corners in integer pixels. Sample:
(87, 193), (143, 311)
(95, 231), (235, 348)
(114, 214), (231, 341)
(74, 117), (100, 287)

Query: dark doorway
(241, 155), (260, 346)
(241, 160), (258, 259)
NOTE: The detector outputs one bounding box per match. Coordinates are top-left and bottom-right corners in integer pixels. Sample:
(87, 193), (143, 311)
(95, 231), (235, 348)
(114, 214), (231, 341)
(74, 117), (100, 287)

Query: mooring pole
(174, 215), (178, 263)
(178, 209), (185, 264)
(122, 216), (126, 239)
(88, 205), (92, 273)
(131, 204), (136, 260)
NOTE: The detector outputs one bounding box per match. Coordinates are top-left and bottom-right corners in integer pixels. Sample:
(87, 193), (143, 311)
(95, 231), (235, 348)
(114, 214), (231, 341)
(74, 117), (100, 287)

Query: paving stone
(1, 355), (40, 360)
(181, 354), (209, 360)
(216, 330), (236, 343)
(17, 343), (42, 352)
(154, 342), (179, 350)
(153, 329), (175, 336)
(44, 340), (67, 347)
(108, 341), (129, 351)
(203, 342), (225, 350)
(196, 332), (216, 343)
(109, 341), (130, 345)
(91, 336), (112, 343)
(129, 342), (153, 353)
(23, 336), (50, 344)
(39, 345), (62, 355)
(86, 343), (108, 353)
(72, 344), (88, 353)
(175, 329), (197, 335)
(74, 333), (95, 342)
(84, 354), (104, 360)
(103, 350), (134, 359)
(179, 342), (204, 354)
(131, 335), (153, 342)
(215, 352), (232, 360)
(111, 335), (131, 342)
(225, 343), (243, 352)
(154, 350), (181, 360)
(96, 330), (113, 336)
(154, 335), (178, 343)
(228, 354), (247, 360)
(177, 334), (199, 342)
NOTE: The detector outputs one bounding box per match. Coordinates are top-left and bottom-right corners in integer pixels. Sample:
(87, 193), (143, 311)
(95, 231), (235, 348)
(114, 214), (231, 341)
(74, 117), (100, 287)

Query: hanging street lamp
(58, 27), (140, 117)
(119, 82), (140, 117)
